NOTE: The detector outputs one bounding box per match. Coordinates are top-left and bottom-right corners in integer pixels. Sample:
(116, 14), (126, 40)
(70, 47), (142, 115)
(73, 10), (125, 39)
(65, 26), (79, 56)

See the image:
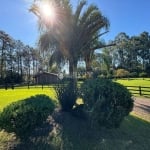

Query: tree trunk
(0, 44), (4, 79)
(69, 59), (77, 78)
(85, 57), (93, 78)
(85, 57), (92, 72)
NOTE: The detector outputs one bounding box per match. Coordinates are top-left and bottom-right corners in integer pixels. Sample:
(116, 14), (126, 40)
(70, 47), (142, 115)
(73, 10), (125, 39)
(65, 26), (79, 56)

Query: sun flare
(40, 2), (56, 21)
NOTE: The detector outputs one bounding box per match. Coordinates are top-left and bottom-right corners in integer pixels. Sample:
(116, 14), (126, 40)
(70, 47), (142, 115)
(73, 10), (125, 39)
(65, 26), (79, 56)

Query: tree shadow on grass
(53, 112), (150, 150)
(11, 113), (150, 150)
(12, 120), (59, 150)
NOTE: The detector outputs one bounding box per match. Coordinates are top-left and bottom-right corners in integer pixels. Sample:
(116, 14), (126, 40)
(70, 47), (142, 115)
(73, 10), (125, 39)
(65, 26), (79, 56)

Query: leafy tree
(113, 32), (130, 69)
(138, 32), (150, 70)
(0, 31), (14, 81)
(0, 30), (41, 85)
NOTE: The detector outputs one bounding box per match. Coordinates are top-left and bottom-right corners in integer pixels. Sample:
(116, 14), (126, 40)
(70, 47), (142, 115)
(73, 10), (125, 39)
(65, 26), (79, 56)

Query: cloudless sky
(0, 0), (150, 47)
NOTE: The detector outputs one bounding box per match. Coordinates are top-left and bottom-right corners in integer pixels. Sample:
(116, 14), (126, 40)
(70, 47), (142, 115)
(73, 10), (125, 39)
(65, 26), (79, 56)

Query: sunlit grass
(115, 78), (150, 96)
(115, 78), (150, 87)
(0, 87), (56, 111)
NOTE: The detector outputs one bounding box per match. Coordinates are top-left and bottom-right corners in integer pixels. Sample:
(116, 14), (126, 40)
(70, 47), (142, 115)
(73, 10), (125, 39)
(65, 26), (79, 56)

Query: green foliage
(71, 104), (86, 119)
(0, 77), (4, 85)
(139, 72), (147, 77)
(116, 69), (130, 78)
(4, 70), (23, 84)
(80, 78), (134, 128)
(0, 95), (55, 138)
(55, 79), (78, 112)
(145, 65), (150, 77)
(129, 72), (138, 78)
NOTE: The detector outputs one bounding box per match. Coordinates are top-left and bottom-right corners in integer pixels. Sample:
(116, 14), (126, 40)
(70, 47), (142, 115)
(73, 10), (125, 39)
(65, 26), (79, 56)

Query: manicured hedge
(80, 78), (134, 128)
(0, 94), (55, 138)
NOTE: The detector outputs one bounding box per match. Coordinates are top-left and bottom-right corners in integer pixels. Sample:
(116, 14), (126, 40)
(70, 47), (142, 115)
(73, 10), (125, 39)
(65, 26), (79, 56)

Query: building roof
(34, 72), (58, 78)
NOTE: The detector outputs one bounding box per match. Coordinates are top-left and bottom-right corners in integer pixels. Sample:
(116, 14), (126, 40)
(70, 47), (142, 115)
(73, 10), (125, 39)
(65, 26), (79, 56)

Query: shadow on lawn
(12, 113), (150, 150)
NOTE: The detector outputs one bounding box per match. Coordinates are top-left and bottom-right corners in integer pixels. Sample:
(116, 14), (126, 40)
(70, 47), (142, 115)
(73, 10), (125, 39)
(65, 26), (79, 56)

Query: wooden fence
(1, 83), (150, 97)
(126, 86), (150, 96)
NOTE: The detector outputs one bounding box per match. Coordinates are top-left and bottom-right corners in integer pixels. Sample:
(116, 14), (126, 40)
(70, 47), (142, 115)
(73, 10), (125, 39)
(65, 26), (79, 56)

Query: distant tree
(138, 32), (150, 70)
(15, 40), (25, 78)
(113, 32), (130, 69)
(0, 30), (13, 81)
(0, 30), (40, 85)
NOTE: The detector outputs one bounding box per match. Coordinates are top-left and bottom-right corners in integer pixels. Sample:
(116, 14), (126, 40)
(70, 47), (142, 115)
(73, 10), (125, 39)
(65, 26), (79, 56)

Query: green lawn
(115, 78), (150, 96)
(0, 115), (150, 150)
(1, 78), (150, 110)
(0, 82), (150, 149)
(115, 78), (150, 87)
(0, 87), (56, 111)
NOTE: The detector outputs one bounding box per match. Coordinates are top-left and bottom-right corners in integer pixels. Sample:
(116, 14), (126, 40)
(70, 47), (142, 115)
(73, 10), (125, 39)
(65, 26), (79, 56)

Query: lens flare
(40, 2), (56, 24)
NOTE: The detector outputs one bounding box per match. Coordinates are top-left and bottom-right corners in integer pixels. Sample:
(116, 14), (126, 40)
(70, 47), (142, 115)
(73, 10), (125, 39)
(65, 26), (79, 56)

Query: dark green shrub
(145, 65), (150, 77)
(71, 104), (86, 119)
(55, 79), (78, 112)
(80, 79), (134, 128)
(139, 72), (147, 77)
(0, 95), (55, 138)
(129, 72), (138, 78)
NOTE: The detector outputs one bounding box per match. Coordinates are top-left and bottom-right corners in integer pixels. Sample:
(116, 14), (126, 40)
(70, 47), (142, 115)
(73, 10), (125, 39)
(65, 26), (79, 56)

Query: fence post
(139, 86), (142, 96)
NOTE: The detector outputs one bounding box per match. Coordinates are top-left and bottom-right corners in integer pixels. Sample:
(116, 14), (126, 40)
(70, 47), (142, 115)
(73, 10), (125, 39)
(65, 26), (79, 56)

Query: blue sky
(0, 0), (150, 47)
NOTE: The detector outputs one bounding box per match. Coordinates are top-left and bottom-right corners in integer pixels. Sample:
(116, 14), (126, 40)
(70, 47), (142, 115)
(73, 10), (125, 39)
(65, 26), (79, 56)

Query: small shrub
(55, 79), (78, 112)
(116, 69), (130, 78)
(80, 78), (134, 128)
(0, 95), (55, 138)
(129, 72), (138, 78)
(139, 72), (147, 78)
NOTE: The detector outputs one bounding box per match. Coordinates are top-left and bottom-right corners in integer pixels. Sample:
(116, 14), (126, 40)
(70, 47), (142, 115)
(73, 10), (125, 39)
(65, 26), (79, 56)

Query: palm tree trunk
(85, 57), (92, 72)
(69, 59), (77, 78)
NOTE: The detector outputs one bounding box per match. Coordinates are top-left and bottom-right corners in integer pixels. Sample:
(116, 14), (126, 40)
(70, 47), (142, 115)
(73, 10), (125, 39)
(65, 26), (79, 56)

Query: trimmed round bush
(80, 79), (134, 128)
(0, 94), (55, 138)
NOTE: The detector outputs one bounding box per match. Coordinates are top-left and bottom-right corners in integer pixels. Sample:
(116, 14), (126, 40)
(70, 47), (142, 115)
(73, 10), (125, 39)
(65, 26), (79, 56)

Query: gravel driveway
(132, 97), (150, 122)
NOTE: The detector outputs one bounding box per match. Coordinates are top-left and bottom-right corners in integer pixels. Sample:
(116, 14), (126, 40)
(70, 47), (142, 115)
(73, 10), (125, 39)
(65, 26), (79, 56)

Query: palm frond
(74, 0), (87, 24)
(49, 50), (66, 67)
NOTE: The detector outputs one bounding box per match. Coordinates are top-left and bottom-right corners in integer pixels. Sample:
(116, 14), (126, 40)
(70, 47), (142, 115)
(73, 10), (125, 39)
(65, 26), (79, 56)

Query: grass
(0, 114), (149, 150)
(0, 81), (150, 149)
(115, 78), (150, 96)
(115, 78), (150, 87)
(0, 87), (56, 111)
(54, 114), (150, 150)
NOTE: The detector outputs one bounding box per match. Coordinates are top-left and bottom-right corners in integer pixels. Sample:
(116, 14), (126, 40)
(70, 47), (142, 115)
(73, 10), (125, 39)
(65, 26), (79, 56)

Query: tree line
(92, 32), (150, 78)
(0, 30), (41, 85)
(1, 0), (150, 86)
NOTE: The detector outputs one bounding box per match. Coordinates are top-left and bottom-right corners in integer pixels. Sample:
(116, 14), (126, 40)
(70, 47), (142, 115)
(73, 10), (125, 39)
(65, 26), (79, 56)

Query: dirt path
(132, 97), (150, 122)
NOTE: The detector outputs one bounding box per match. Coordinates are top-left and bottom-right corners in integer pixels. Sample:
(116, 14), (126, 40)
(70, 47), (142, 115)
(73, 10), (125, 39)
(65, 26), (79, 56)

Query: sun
(40, 2), (56, 22)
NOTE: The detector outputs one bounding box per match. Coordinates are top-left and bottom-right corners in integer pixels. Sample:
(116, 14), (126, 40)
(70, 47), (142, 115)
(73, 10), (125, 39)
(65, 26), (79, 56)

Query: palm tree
(30, 0), (110, 76)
